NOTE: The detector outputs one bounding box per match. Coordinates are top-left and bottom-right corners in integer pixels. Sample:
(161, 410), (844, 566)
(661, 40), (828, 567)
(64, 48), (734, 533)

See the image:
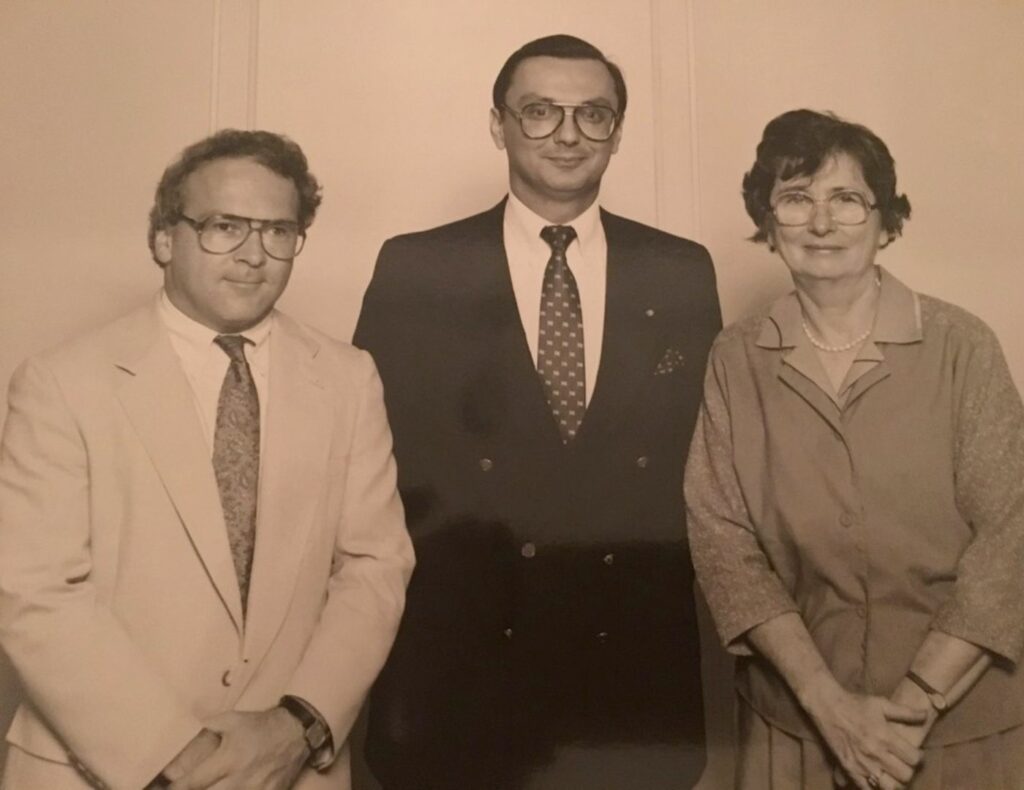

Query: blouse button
(520, 542), (537, 559)
(479, 457), (494, 472)
(603, 553), (615, 566)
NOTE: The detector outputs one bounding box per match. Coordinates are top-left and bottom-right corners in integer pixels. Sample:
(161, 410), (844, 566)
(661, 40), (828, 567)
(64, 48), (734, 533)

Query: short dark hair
(147, 129), (322, 264)
(742, 109), (911, 245)
(492, 34), (627, 116)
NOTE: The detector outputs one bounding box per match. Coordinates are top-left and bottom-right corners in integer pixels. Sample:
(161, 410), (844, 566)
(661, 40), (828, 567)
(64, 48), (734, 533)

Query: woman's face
(768, 151), (888, 287)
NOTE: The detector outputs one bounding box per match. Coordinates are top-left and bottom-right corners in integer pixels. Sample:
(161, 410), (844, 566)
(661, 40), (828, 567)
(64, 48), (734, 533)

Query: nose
(553, 108), (581, 145)
(808, 201), (836, 235)
(235, 227), (267, 267)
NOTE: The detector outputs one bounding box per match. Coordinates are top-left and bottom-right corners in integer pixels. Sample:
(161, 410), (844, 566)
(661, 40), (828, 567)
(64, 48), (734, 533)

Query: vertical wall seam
(209, 0), (223, 132)
(247, 0), (260, 129)
(685, 0), (702, 237)
(649, 0), (664, 228)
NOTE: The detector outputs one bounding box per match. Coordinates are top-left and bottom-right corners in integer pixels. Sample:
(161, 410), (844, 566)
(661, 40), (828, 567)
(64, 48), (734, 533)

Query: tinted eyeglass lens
(519, 103), (616, 141)
(199, 216), (303, 259)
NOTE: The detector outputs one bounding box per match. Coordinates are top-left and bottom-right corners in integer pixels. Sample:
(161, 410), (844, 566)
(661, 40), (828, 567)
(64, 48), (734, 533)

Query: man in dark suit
(354, 34), (721, 789)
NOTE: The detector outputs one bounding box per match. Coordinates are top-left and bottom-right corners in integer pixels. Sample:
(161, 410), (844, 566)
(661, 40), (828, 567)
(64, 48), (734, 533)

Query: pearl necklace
(801, 319), (871, 352)
(800, 269), (882, 353)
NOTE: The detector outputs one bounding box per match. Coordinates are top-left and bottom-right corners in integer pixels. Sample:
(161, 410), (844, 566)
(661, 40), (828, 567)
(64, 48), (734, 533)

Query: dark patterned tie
(538, 224), (584, 442)
(213, 335), (259, 616)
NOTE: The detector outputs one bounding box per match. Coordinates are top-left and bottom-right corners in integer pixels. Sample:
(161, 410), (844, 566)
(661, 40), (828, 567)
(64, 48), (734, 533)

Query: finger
(877, 749), (916, 785)
(168, 750), (230, 790)
(881, 699), (928, 724)
(885, 730), (923, 767)
(203, 710), (243, 733)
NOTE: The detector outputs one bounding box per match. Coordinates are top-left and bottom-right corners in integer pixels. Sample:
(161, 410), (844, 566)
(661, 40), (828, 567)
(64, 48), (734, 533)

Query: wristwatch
(279, 695), (331, 764)
(906, 670), (949, 712)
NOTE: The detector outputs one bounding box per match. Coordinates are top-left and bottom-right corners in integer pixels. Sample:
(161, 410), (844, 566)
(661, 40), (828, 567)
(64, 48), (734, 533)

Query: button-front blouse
(685, 268), (1024, 744)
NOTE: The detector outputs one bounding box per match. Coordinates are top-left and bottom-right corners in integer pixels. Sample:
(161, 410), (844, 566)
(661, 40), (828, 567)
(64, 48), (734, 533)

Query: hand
(168, 708), (308, 790)
(155, 729), (221, 785)
(803, 681), (926, 790)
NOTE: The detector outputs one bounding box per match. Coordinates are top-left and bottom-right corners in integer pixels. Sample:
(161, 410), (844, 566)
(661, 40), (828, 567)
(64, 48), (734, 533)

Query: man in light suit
(355, 35), (722, 789)
(0, 130), (414, 789)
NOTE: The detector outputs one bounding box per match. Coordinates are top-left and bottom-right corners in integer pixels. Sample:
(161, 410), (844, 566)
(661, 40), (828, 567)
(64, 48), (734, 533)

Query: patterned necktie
(538, 224), (585, 442)
(213, 334), (259, 616)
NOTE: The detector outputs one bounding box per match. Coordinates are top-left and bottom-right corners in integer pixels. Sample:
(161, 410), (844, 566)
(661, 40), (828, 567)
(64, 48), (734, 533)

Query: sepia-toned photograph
(0, 2), (1022, 788)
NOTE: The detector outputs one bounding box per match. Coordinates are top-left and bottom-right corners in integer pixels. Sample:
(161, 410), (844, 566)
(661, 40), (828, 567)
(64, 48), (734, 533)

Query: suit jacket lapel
(243, 314), (331, 662)
(578, 211), (662, 443)
(113, 301), (244, 632)
(463, 201), (565, 449)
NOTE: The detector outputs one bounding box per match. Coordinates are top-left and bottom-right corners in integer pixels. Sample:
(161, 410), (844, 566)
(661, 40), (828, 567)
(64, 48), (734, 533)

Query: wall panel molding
(210, 0), (260, 130)
(649, 0), (700, 239)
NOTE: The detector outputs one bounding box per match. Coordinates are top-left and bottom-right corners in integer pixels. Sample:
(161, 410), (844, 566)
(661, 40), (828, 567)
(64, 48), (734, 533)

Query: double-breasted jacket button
(479, 457), (494, 472)
(520, 542), (537, 559)
(221, 669), (233, 687)
(839, 512), (854, 528)
(603, 553), (615, 566)
(635, 455), (649, 469)
(503, 627), (513, 639)
(596, 631), (609, 643)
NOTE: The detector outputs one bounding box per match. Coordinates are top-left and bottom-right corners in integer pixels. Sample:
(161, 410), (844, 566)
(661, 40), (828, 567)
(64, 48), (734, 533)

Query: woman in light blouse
(685, 109), (1024, 789)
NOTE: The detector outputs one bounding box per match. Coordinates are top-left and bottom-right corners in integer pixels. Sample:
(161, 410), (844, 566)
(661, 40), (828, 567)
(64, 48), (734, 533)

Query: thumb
(882, 698), (929, 724)
(203, 710), (243, 734)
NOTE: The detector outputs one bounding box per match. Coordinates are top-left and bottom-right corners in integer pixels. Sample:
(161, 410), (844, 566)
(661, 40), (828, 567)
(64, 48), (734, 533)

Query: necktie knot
(540, 225), (577, 256)
(215, 334), (252, 364)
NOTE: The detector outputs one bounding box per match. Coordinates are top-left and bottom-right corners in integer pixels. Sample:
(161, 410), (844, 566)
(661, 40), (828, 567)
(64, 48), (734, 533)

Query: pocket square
(654, 347), (686, 376)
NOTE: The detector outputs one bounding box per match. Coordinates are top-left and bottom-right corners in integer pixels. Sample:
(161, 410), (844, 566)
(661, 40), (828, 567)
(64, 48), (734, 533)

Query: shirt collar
(505, 190), (602, 264)
(755, 266), (923, 351)
(159, 290), (274, 363)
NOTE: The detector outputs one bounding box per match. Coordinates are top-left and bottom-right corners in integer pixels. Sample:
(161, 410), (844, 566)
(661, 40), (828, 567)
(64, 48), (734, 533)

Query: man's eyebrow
(516, 93), (616, 108)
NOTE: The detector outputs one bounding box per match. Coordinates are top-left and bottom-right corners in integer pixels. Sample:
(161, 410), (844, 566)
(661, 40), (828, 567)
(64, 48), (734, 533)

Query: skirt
(736, 696), (1024, 790)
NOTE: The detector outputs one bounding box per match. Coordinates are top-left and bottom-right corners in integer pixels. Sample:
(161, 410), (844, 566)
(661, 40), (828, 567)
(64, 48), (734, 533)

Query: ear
(154, 228), (174, 266)
(878, 226), (894, 249)
(489, 107), (507, 151)
(608, 118), (624, 155)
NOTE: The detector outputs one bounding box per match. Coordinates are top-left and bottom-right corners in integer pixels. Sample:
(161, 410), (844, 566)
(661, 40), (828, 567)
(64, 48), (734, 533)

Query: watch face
(307, 720), (329, 751)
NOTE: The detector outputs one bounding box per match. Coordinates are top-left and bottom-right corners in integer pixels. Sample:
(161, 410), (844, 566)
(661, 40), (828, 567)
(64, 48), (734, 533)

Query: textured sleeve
(932, 326), (1024, 663)
(684, 341), (799, 655)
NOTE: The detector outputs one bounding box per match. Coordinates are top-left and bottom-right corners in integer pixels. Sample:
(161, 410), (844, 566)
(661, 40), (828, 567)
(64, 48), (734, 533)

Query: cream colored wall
(1, 1), (1021, 787)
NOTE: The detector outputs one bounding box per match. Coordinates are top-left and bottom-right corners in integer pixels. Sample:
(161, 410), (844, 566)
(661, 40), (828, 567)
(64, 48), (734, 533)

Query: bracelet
(906, 670), (949, 712)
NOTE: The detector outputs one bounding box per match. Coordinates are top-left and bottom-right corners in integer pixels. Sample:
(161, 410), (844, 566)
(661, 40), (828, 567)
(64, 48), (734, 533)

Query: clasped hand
(162, 708), (309, 790)
(806, 683), (927, 790)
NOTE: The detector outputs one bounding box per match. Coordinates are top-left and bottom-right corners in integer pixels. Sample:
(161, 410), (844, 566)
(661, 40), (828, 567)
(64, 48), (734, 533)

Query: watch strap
(279, 695), (333, 766)
(906, 670), (949, 711)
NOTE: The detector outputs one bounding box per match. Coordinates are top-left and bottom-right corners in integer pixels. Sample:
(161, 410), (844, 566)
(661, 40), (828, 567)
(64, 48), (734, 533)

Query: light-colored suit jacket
(0, 296), (414, 789)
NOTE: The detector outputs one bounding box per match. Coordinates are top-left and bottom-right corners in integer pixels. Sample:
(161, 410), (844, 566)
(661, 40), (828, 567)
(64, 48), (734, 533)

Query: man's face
(490, 56), (622, 216)
(154, 157), (299, 334)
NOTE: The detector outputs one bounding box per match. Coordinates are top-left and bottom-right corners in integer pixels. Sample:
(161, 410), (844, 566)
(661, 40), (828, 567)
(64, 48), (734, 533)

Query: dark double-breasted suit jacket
(354, 200), (722, 789)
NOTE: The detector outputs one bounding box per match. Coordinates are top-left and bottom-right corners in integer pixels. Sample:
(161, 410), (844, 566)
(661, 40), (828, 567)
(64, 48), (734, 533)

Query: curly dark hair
(147, 129), (322, 264)
(742, 109), (911, 246)
(492, 34), (627, 116)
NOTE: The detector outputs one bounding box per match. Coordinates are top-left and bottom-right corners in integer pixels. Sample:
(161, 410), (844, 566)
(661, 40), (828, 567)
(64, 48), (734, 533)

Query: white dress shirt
(503, 192), (607, 403)
(159, 291), (272, 455)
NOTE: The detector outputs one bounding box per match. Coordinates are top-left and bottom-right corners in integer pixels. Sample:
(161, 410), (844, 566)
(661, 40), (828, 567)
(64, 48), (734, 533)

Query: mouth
(545, 156), (587, 169)
(804, 245), (845, 253)
(224, 278), (265, 287)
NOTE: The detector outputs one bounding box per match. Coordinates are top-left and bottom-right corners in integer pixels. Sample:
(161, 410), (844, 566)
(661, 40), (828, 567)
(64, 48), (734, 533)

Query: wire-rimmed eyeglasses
(771, 190), (878, 227)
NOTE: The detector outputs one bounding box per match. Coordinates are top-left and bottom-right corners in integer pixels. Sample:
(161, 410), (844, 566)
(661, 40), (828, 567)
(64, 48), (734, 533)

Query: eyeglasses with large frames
(771, 190), (878, 227)
(502, 102), (619, 142)
(175, 213), (306, 260)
